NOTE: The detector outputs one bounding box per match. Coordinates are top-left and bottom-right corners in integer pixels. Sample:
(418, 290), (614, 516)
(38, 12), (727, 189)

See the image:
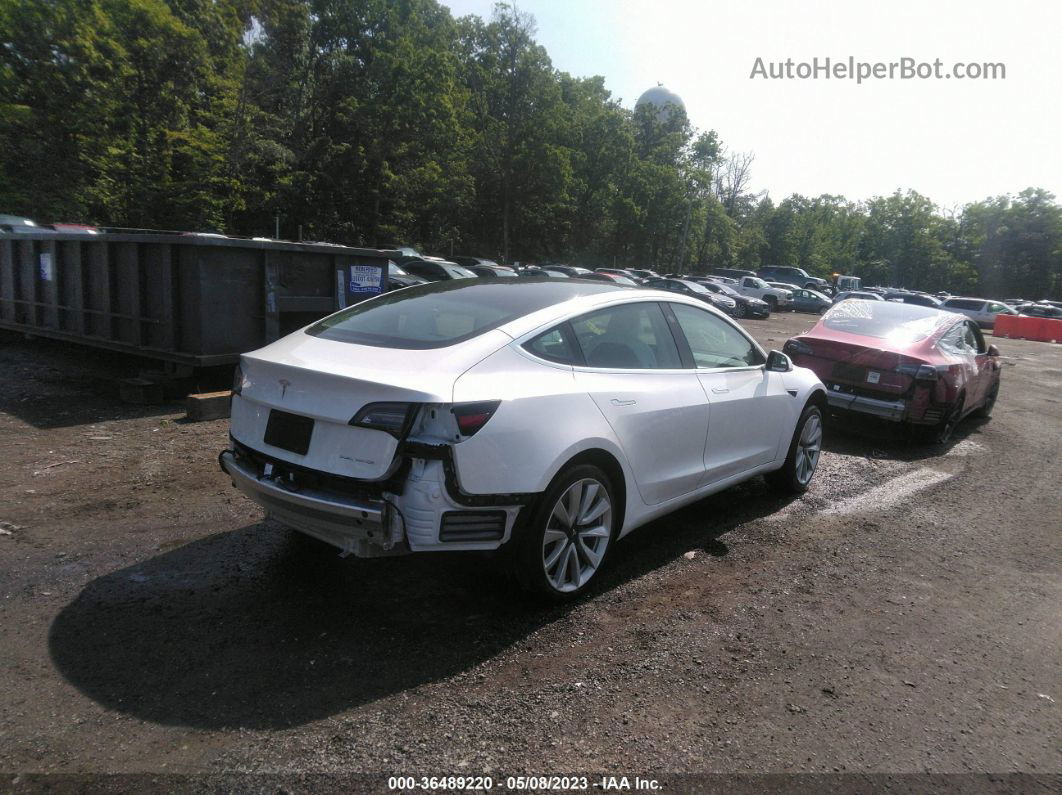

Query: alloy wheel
(542, 478), (612, 593)
(937, 399), (964, 443)
(795, 412), (822, 486)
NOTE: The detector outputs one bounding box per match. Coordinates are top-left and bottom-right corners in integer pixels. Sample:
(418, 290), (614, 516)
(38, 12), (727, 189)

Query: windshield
(307, 279), (616, 348)
(702, 281), (740, 298)
(747, 277), (768, 289)
(444, 264), (477, 279)
(822, 300), (947, 344)
(677, 279), (710, 293)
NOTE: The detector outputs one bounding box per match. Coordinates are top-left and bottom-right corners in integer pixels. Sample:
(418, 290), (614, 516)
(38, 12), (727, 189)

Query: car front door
(571, 302), (709, 505)
(667, 302), (790, 483)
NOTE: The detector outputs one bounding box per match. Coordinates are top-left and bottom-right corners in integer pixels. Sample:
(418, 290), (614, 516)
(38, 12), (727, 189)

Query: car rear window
(308, 280), (619, 349)
(822, 300), (947, 343)
(943, 298), (984, 311)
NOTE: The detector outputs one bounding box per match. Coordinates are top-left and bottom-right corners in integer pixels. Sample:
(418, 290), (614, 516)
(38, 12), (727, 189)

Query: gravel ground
(0, 312), (1059, 789)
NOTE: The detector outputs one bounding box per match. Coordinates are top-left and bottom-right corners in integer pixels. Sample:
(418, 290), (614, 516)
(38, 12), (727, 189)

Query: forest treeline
(1, 0), (1059, 297)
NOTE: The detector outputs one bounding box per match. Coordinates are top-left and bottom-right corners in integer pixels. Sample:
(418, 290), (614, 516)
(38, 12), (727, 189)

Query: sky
(441, 0), (1062, 208)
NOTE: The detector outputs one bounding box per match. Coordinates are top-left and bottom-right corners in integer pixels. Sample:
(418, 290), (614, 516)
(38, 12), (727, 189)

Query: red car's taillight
(452, 401), (501, 436)
(784, 339), (814, 357)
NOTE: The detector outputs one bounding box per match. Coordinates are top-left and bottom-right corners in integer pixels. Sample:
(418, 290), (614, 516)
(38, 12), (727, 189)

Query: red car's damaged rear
(783, 300), (1002, 443)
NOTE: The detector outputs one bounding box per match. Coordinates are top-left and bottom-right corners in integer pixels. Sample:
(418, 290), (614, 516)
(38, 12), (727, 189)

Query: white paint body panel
(223, 287), (827, 551)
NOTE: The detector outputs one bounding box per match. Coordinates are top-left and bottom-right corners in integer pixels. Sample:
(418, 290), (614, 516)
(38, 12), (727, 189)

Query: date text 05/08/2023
(387, 775), (661, 791)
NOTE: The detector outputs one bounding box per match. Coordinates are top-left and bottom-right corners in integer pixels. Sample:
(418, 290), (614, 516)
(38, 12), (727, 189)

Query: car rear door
(570, 301), (710, 505)
(667, 303), (789, 483)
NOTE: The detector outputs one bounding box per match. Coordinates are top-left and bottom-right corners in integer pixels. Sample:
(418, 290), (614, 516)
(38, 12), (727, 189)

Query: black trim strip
(660, 302), (696, 369)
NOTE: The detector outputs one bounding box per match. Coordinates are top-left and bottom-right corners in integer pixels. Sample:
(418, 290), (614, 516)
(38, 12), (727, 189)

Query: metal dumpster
(0, 231), (393, 366)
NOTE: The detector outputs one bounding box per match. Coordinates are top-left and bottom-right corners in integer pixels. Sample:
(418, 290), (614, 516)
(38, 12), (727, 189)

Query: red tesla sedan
(783, 300), (1002, 443)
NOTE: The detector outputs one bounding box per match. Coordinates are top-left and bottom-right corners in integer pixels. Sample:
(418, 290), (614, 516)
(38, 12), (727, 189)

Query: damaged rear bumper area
(823, 383), (947, 426)
(219, 443), (531, 558)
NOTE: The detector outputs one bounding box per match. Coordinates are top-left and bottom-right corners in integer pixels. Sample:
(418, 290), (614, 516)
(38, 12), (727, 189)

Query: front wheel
(765, 295), (778, 312)
(514, 464), (616, 601)
(766, 404), (823, 493)
(734, 302), (748, 319)
(972, 379), (999, 419)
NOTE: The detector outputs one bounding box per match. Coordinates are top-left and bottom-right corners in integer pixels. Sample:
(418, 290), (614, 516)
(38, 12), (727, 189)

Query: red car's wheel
(923, 393), (965, 444)
(973, 379), (999, 419)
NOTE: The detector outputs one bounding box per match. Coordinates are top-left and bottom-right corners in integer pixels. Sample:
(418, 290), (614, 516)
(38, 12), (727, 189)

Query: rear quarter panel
(450, 344), (635, 498)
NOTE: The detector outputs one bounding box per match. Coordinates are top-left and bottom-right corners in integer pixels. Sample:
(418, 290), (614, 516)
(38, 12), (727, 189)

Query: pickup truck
(757, 265), (830, 292)
(730, 276), (793, 311)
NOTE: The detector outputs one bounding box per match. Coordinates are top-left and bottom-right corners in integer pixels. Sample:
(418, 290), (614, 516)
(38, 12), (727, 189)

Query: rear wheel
(766, 404), (823, 494)
(515, 464), (616, 601)
(923, 394), (965, 444)
(972, 379), (999, 418)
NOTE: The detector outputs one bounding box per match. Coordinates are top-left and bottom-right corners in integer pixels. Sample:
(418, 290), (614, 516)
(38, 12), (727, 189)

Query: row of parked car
(815, 288), (1062, 328)
(387, 255), (794, 321)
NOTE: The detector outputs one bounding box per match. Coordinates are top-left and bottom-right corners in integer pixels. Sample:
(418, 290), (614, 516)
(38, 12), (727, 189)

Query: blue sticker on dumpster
(349, 265), (382, 294)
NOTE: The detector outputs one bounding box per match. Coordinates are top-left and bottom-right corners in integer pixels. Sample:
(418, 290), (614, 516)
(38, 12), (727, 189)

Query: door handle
(610, 398), (637, 406)
(711, 387), (730, 394)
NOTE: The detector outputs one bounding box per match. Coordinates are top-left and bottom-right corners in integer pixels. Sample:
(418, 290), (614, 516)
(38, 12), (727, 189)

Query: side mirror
(766, 350), (793, 372)
(987, 344), (1000, 357)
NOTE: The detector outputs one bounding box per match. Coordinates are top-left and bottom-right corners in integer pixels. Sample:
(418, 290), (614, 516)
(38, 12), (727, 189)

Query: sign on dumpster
(336, 260), (388, 308)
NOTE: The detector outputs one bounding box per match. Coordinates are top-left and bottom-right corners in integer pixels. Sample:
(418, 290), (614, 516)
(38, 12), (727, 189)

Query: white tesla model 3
(220, 280), (827, 599)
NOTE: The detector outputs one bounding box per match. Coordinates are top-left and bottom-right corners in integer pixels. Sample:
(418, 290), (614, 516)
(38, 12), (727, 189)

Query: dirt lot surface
(0, 311), (1059, 788)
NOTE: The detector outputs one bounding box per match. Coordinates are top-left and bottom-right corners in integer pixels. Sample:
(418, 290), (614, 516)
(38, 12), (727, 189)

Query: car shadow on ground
(48, 479), (796, 731)
(820, 410), (991, 463)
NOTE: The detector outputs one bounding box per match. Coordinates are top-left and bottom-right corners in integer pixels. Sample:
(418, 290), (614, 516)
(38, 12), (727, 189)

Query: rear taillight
(350, 402), (418, 437)
(232, 362), (249, 395)
(452, 401), (501, 437)
(784, 339), (814, 357)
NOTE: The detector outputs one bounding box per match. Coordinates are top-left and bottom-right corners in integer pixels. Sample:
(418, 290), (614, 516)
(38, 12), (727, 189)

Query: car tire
(734, 303), (748, 319)
(765, 404), (824, 494)
(972, 379), (999, 419)
(922, 393), (965, 444)
(514, 464), (617, 602)
(765, 296), (778, 312)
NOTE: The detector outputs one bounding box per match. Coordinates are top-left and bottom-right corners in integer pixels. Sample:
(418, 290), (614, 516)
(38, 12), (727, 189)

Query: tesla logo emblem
(278, 378), (291, 398)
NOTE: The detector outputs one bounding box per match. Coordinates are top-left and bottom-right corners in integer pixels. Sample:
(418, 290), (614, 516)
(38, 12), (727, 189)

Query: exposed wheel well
(806, 389), (828, 414)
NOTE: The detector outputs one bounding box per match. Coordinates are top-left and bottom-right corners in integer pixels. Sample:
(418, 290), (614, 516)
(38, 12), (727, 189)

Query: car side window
(670, 303), (766, 369)
(523, 324), (581, 365)
(939, 325), (967, 355)
(571, 303), (683, 369)
(965, 323), (986, 353)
